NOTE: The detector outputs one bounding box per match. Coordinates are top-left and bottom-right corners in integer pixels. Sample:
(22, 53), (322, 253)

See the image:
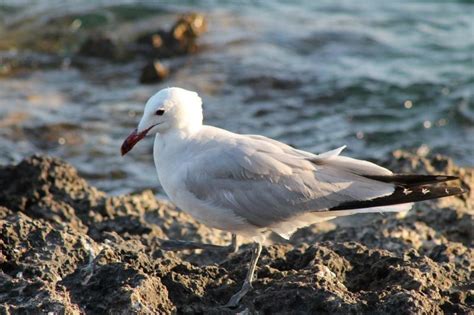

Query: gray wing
(184, 134), (394, 228)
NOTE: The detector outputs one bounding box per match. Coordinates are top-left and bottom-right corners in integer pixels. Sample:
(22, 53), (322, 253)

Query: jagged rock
(0, 153), (472, 313)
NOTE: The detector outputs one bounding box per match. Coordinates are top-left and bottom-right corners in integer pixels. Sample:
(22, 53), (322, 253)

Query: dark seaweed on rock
(0, 152), (472, 314)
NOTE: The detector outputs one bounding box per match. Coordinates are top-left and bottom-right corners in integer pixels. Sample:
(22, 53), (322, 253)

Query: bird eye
(155, 109), (165, 116)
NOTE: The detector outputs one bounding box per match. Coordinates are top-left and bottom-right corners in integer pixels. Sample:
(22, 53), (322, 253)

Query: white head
(121, 87), (203, 155)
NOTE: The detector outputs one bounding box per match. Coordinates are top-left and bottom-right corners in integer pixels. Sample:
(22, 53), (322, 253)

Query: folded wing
(184, 134), (463, 231)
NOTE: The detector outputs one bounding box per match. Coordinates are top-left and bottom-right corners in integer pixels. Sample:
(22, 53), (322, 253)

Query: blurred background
(0, 0), (473, 195)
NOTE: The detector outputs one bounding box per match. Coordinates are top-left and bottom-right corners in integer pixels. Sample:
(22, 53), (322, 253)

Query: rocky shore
(0, 152), (472, 314)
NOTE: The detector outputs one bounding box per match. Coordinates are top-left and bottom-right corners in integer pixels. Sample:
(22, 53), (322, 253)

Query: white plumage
(117, 87), (420, 241)
(134, 88), (411, 241)
(123, 87), (462, 307)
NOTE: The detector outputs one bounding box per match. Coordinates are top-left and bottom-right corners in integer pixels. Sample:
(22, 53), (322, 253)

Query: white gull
(121, 87), (464, 307)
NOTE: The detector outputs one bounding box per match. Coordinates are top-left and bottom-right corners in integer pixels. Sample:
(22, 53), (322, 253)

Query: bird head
(121, 87), (203, 155)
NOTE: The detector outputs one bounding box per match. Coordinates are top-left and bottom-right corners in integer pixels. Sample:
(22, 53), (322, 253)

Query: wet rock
(72, 13), (207, 83)
(167, 13), (207, 54)
(0, 153), (472, 313)
(78, 34), (118, 60)
(0, 52), (65, 77)
(139, 60), (169, 84)
(2, 12), (207, 81)
(135, 13), (207, 59)
(173, 13), (208, 38)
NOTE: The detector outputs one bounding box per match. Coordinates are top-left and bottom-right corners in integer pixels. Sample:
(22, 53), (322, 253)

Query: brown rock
(135, 13), (207, 59)
(139, 61), (169, 84)
(0, 153), (472, 313)
(78, 35), (118, 60)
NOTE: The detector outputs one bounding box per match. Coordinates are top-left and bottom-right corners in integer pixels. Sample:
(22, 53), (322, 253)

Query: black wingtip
(440, 185), (467, 197)
(460, 181), (471, 194)
(330, 184), (467, 211)
(433, 175), (460, 182)
(364, 174), (460, 186)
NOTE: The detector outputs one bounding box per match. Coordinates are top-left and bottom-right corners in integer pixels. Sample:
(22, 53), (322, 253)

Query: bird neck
(174, 108), (203, 136)
(177, 119), (202, 136)
(154, 125), (200, 158)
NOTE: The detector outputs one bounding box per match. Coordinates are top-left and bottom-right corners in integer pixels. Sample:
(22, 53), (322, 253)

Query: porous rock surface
(0, 153), (472, 314)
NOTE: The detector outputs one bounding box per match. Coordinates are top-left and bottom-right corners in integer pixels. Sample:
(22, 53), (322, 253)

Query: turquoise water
(0, 1), (473, 194)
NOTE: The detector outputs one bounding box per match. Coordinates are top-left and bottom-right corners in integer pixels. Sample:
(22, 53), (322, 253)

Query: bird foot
(224, 281), (252, 308)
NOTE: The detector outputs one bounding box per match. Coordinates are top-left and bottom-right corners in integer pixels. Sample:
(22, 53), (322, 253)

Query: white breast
(153, 133), (260, 238)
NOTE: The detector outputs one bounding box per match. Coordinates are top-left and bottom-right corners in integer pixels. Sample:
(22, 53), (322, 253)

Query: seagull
(121, 87), (466, 307)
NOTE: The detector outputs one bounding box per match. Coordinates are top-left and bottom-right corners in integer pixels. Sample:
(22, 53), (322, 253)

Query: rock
(0, 212), (94, 314)
(72, 13), (207, 84)
(61, 233), (176, 314)
(173, 13), (208, 38)
(135, 30), (170, 57)
(0, 52), (65, 77)
(139, 60), (169, 84)
(78, 35), (118, 60)
(0, 153), (472, 313)
(135, 13), (207, 59)
(168, 13), (207, 54)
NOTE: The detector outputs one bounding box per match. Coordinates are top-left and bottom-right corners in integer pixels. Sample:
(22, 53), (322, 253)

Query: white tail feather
(316, 203), (413, 217)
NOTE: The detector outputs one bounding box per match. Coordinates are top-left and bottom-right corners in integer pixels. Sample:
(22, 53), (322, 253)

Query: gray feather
(184, 133), (394, 228)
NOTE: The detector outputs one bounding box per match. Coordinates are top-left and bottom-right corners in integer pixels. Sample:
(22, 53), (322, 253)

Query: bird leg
(228, 233), (239, 253)
(158, 233), (239, 253)
(225, 242), (262, 308)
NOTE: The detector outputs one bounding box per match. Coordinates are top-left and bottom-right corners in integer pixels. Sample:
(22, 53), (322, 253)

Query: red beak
(121, 128), (148, 156)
